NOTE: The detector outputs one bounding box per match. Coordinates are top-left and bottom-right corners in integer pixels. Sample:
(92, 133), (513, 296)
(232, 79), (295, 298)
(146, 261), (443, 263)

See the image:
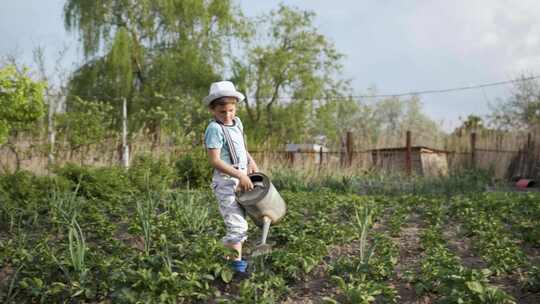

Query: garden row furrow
(448, 194), (540, 303)
(388, 210), (426, 304)
(412, 198), (516, 304)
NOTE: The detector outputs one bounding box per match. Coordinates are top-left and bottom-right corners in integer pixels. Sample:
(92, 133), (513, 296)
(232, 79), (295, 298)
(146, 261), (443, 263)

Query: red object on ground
(516, 179), (535, 189)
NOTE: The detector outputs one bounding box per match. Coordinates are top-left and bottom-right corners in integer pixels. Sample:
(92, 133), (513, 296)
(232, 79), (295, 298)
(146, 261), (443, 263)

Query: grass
(269, 166), (495, 196)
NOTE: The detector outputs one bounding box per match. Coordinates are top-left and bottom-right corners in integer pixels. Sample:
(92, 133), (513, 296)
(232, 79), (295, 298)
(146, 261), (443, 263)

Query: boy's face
(211, 102), (236, 125)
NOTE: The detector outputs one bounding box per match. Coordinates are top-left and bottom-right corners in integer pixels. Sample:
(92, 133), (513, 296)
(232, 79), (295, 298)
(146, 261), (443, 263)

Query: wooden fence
(1, 130), (538, 180)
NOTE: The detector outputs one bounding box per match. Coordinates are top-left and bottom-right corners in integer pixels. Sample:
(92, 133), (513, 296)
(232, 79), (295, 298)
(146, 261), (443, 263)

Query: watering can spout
(260, 216), (271, 245)
(252, 216), (273, 257)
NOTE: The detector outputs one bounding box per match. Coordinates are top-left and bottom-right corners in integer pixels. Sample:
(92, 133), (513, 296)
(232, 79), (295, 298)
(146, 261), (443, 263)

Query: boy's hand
(248, 162), (259, 174)
(238, 174), (254, 192)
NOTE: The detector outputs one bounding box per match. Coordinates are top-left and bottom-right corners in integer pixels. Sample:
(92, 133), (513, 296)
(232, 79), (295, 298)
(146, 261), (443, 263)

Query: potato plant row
(1, 180), (539, 303)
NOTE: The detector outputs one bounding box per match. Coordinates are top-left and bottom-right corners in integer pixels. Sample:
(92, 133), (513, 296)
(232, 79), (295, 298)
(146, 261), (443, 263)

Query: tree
(63, 0), (241, 137)
(359, 96), (442, 148)
(313, 98), (361, 146)
(55, 97), (114, 160)
(231, 5), (350, 146)
(0, 65), (46, 143)
(454, 115), (486, 135)
(489, 75), (540, 130)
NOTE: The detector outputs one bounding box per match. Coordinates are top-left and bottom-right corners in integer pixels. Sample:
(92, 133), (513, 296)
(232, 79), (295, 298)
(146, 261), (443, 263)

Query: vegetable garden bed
(0, 171), (539, 303)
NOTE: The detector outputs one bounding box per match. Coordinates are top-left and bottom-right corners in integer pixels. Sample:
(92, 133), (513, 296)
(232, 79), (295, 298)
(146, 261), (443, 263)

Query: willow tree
(63, 0), (240, 137)
(231, 5), (350, 146)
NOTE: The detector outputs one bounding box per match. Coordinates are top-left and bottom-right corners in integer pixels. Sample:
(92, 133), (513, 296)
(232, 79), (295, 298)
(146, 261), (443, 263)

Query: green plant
(355, 204), (374, 266)
(0, 65), (46, 143)
(173, 152), (212, 188)
(54, 163), (133, 203)
(136, 192), (158, 256)
(68, 218), (88, 283)
(167, 190), (209, 234)
(332, 276), (396, 304)
(129, 154), (174, 192)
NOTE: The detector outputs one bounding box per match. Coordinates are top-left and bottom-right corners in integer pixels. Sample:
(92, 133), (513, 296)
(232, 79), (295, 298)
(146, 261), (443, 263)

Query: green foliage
(129, 154), (174, 192)
(0, 65), (46, 143)
(166, 191), (210, 235)
(454, 115), (486, 134)
(269, 167), (493, 196)
(53, 163), (133, 203)
(489, 74), (540, 129)
(0, 171), (71, 232)
(108, 27), (133, 98)
(135, 192), (158, 256)
(2, 161), (538, 303)
(232, 4), (349, 145)
(55, 96), (114, 152)
(173, 151), (212, 188)
(450, 194), (531, 275)
(415, 228), (515, 303)
(0, 170), (69, 205)
(63, 0), (239, 137)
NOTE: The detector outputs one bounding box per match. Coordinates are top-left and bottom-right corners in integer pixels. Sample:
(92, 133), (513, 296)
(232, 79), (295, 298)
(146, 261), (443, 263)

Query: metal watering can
(236, 172), (286, 256)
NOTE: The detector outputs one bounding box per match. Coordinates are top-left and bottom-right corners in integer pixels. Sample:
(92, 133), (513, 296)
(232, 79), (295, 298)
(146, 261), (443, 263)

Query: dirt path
(442, 222), (487, 269)
(388, 212), (430, 304)
(282, 209), (394, 303)
(281, 241), (359, 303)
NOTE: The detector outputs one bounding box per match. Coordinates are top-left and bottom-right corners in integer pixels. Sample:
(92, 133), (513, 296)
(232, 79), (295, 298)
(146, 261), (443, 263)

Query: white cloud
(399, 1), (540, 75)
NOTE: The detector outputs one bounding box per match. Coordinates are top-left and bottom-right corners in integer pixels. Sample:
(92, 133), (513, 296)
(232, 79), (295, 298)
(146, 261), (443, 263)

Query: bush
(173, 152), (212, 189)
(129, 154), (174, 192)
(0, 170), (71, 230)
(53, 163), (133, 203)
(0, 170), (70, 204)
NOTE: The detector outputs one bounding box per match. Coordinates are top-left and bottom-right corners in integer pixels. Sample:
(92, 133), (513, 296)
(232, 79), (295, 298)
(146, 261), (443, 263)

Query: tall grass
(269, 167), (493, 196)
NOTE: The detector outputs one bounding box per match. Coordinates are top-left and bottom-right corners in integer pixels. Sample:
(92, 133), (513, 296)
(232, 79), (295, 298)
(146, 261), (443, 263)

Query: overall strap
(215, 118), (241, 166)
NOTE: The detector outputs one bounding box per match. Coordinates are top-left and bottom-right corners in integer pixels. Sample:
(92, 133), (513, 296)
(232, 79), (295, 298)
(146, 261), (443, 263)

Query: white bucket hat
(203, 81), (245, 105)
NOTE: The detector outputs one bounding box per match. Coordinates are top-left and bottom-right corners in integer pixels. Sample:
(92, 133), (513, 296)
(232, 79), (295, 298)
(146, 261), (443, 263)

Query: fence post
(47, 95), (56, 168)
(470, 132), (477, 169)
(287, 151), (294, 166)
(122, 97), (130, 168)
(527, 132), (532, 154)
(406, 130), (412, 176)
(319, 146), (324, 171)
(346, 131), (353, 167)
(526, 132), (532, 176)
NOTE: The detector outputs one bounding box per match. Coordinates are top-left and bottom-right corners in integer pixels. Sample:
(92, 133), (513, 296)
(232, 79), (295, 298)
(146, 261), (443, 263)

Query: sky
(2, 0), (540, 130)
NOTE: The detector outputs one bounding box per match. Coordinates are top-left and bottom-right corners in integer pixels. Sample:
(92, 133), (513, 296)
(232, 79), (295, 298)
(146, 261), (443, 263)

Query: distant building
(370, 146), (449, 176)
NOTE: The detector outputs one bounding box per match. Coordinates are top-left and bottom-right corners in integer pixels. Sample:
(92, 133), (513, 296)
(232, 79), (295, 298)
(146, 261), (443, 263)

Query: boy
(203, 81), (259, 278)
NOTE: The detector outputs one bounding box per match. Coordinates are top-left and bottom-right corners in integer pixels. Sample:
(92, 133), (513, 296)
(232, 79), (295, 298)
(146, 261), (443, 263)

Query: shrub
(129, 154), (174, 192)
(53, 163), (133, 203)
(0, 170), (70, 204)
(173, 151), (212, 189)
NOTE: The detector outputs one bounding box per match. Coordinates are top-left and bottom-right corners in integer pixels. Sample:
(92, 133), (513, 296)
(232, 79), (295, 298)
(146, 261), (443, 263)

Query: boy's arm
(207, 148), (253, 191)
(247, 152), (259, 174)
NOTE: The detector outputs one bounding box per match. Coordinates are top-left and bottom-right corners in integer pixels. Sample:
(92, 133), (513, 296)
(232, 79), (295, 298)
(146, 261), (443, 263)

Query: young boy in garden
(203, 80), (259, 279)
